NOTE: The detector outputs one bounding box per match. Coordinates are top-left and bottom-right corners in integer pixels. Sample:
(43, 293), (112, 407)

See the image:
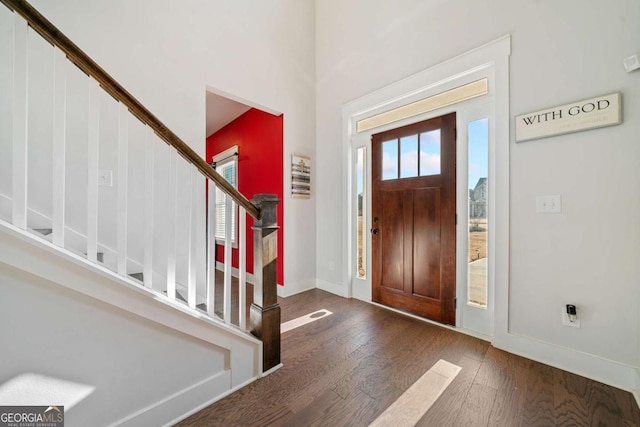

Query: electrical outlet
(98, 170), (113, 187)
(536, 195), (561, 213)
(561, 306), (580, 328)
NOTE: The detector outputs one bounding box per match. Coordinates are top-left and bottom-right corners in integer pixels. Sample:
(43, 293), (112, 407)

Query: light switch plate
(536, 195), (561, 213)
(624, 53), (640, 73)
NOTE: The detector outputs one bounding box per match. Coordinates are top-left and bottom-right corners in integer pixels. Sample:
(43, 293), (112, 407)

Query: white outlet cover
(561, 307), (580, 328)
(536, 195), (561, 213)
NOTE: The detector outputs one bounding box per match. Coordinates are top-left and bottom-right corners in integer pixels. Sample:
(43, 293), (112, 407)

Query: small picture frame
(291, 154), (311, 199)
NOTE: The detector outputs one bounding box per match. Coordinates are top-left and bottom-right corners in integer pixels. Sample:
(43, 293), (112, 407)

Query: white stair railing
(0, 4), (252, 331)
(0, 0), (280, 372)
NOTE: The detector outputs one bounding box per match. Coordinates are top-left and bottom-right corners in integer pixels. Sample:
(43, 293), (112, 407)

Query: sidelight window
(467, 118), (488, 307)
(356, 147), (367, 279)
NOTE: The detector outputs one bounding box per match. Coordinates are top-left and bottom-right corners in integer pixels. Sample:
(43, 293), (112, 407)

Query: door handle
(371, 228), (379, 235)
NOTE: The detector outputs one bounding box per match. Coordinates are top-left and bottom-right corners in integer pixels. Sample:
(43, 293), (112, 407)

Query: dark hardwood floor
(177, 289), (640, 427)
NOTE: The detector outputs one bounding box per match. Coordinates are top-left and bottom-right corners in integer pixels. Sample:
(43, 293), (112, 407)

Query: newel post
(250, 194), (281, 372)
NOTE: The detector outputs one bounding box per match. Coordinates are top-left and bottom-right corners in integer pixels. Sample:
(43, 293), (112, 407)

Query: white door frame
(342, 36), (511, 340)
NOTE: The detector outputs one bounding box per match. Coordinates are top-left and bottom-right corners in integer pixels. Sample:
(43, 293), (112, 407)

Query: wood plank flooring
(176, 289), (640, 427)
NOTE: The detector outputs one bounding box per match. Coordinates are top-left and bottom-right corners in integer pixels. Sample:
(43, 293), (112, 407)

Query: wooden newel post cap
(252, 194), (280, 227)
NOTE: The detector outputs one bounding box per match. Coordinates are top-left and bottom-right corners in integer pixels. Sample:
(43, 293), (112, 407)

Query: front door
(371, 113), (456, 325)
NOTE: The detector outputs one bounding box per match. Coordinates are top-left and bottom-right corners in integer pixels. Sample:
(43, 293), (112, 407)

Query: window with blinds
(212, 146), (238, 246)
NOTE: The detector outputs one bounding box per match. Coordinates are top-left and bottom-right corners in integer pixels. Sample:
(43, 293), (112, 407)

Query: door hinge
(455, 213), (458, 225)
(455, 298), (457, 309)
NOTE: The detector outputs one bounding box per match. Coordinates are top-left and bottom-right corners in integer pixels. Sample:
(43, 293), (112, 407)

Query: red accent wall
(206, 108), (284, 286)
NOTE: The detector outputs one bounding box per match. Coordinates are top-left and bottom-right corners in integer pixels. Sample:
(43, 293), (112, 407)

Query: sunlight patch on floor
(281, 309), (333, 333)
(369, 359), (461, 427)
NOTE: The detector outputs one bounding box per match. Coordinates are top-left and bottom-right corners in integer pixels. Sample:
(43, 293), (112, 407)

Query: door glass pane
(400, 135), (418, 178)
(382, 139), (398, 180)
(419, 130), (441, 176)
(356, 147), (366, 279)
(468, 118), (489, 307)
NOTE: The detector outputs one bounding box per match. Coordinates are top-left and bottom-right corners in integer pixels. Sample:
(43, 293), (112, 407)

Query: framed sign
(291, 154), (311, 198)
(515, 92), (622, 142)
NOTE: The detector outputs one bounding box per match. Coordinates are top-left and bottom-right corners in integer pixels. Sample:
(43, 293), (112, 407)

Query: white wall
(26, 0), (317, 294)
(316, 0), (640, 375)
(0, 264), (227, 426)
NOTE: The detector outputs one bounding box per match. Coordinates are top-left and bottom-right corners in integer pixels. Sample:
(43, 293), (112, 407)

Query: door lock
(371, 228), (379, 235)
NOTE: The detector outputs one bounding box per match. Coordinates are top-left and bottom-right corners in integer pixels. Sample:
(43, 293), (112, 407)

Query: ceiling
(206, 91), (252, 137)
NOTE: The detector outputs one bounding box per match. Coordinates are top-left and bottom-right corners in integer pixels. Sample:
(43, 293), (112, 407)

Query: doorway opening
(205, 89), (285, 287)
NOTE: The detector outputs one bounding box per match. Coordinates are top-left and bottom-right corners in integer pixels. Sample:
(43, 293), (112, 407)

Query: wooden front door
(371, 113), (456, 325)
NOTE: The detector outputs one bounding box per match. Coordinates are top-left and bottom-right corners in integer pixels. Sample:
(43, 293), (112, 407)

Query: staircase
(0, 0), (281, 425)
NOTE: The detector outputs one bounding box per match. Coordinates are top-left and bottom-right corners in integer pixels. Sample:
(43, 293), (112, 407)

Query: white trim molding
(341, 35), (511, 339)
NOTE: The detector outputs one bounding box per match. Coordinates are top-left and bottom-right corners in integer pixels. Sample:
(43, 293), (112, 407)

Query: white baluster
(166, 149), (177, 300)
(86, 79), (100, 263)
(11, 14), (28, 230)
(223, 194), (233, 325)
(239, 206), (247, 330)
(117, 102), (128, 275)
(187, 166), (196, 309)
(52, 47), (66, 247)
(206, 179), (217, 317)
(143, 127), (154, 289)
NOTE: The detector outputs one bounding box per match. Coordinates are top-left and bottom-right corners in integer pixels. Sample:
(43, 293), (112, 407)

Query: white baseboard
(214, 261), (315, 298)
(277, 277), (316, 298)
(161, 374), (259, 427)
(215, 261), (257, 285)
(316, 278), (347, 297)
(113, 370), (234, 427)
(494, 331), (638, 394)
(634, 369), (640, 409)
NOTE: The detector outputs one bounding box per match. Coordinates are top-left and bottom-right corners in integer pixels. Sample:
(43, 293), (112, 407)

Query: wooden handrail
(1, 0), (261, 220)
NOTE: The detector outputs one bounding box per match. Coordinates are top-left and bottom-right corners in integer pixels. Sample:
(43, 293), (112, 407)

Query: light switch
(536, 195), (561, 213)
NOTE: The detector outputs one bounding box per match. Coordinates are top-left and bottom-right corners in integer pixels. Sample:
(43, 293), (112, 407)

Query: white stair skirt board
(114, 370), (232, 427)
(368, 359), (462, 427)
(0, 221), (261, 380)
(281, 309), (333, 333)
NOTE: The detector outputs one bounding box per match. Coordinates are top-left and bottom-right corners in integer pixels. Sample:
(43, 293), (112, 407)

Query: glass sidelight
(467, 118), (488, 307)
(356, 147), (367, 279)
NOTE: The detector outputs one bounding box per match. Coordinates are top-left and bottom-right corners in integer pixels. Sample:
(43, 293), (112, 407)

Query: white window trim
(212, 145), (238, 248)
